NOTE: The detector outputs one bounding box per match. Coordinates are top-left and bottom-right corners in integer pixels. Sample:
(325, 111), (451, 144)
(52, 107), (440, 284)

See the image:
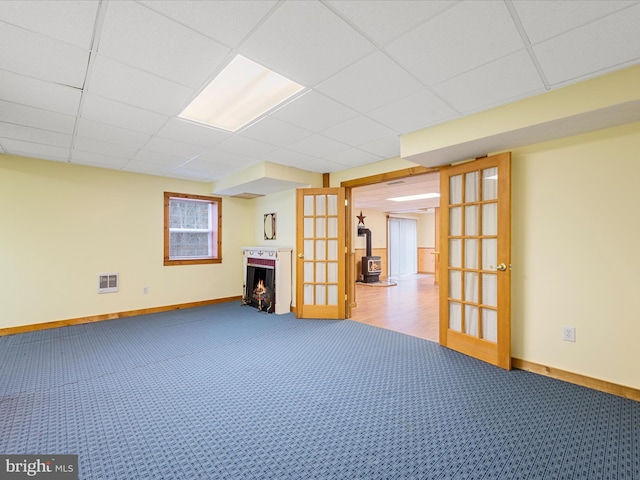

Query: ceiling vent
(231, 193), (265, 199)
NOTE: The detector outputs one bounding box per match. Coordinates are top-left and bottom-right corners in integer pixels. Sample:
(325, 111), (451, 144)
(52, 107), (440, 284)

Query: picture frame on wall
(264, 213), (276, 240)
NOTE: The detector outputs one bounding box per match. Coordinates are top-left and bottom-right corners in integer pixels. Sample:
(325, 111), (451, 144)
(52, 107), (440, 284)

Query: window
(164, 192), (221, 265)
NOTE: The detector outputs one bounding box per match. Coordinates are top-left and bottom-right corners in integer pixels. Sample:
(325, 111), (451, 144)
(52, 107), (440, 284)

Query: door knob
(297, 253), (304, 259)
(496, 263), (507, 271)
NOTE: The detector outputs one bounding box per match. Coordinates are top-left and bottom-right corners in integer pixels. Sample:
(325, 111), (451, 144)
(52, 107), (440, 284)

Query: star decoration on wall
(357, 211), (366, 225)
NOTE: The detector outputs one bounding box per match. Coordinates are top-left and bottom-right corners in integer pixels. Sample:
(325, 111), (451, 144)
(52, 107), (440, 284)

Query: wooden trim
(0, 296), (242, 337)
(164, 192), (222, 266)
(340, 165), (438, 188)
(512, 358), (640, 402)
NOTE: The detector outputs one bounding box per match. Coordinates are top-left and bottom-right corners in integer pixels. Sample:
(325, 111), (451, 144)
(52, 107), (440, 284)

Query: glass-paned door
(439, 153), (511, 369)
(296, 188), (346, 319)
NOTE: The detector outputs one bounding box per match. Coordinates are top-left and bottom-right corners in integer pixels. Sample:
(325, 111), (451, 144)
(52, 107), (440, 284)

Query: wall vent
(97, 273), (119, 294)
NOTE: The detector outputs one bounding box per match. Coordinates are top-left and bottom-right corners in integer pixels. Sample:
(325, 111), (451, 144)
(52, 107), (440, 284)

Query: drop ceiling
(1, 0), (639, 202)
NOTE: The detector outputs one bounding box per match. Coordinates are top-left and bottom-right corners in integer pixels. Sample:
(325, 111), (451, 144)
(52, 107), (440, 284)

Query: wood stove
(358, 226), (381, 283)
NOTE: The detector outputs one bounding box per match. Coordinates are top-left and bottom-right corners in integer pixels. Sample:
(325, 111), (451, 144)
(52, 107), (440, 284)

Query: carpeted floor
(1, 302), (638, 479)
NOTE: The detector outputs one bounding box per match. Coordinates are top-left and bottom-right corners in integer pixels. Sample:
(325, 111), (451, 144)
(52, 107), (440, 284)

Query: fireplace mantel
(242, 246), (292, 314)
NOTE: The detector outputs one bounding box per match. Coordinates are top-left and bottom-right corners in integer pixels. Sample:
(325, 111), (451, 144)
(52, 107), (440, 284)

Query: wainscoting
(417, 247), (436, 273)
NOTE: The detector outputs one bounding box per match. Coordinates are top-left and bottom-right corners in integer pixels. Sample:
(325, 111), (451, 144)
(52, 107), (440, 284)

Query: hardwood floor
(350, 274), (439, 342)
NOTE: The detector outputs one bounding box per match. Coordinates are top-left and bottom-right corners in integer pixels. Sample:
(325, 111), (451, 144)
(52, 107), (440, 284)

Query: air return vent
(97, 273), (119, 294)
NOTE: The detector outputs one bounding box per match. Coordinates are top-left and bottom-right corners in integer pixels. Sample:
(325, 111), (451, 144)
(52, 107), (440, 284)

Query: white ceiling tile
(295, 157), (348, 173)
(0, 22), (89, 88)
(215, 135), (279, 158)
(0, 101), (75, 134)
(367, 89), (460, 134)
(239, 117), (313, 147)
(133, 149), (186, 167)
(165, 167), (212, 182)
(73, 136), (139, 159)
(321, 116), (397, 147)
(386, 1), (524, 86)
(432, 51), (545, 114)
(71, 150), (130, 169)
(138, 0), (277, 48)
(272, 91), (358, 132)
(76, 118), (151, 149)
(99, 2), (230, 89)
(196, 149), (260, 169)
(122, 160), (173, 177)
(81, 94), (169, 135)
(87, 55), (193, 115)
(0, 70), (81, 116)
(241, 1), (375, 86)
(513, 0), (638, 45)
(181, 157), (242, 177)
(0, 138), (70, 160)
(324, 147), (384, 168)
(155, 119), (231, 148)
(261, 148), (319, 168)
(533, 4), (640, 86)
(0, 122), (72, 148)
(0, 0), (99, 49)
(287, 134), (350, 158)
(359, 136), (401, 159)
(317, 51), (424, 113)
(144, 136), (204, 159)
(326, 0), (454, 46)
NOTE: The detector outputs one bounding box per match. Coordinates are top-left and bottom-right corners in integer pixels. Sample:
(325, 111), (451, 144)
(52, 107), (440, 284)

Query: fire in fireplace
(243, 260), (276, 312)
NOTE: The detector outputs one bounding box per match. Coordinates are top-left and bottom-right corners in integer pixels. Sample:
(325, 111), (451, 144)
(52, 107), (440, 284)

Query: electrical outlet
(562, 326), (576, 342)
(143, 287), (149, 294)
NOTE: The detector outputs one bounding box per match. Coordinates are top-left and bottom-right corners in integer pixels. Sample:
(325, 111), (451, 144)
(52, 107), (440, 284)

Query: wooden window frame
(164, 192), (222, 266)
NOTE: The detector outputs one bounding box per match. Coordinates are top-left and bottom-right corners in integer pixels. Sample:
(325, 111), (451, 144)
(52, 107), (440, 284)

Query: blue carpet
(1, 302), (638, 479)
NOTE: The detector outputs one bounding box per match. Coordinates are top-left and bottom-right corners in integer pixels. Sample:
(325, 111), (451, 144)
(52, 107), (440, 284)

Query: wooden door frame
(340, 166), (440, 314)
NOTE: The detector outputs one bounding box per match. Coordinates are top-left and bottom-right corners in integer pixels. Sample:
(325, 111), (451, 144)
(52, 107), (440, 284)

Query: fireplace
(242, 247), (292, 314)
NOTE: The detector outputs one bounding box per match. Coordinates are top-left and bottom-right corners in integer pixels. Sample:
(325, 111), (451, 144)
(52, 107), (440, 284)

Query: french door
(439, 152), (511, 369)
(296, 188), (346, 319)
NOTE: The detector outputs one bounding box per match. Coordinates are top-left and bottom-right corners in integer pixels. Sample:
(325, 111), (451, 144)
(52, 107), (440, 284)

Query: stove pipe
(358, 226), (372, 257)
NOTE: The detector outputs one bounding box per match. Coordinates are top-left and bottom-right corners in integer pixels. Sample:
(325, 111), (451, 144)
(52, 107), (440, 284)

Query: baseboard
(0, 296), (242, 337)
(512, 358), (640, 402)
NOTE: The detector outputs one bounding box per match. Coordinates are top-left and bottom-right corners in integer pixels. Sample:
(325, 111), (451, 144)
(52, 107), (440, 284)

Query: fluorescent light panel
(179, 55), (304, 132)
(388, 193), (440, 202)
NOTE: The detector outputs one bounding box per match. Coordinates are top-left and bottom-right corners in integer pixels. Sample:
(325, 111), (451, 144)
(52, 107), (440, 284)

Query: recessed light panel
(388, 193), (440, 202)
(179, 55), (305, 132)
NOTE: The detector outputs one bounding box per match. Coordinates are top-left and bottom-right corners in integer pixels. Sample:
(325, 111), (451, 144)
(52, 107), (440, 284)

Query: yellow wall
(0, 154), (253, 328)
(417, 212), (435, 248)
(3, 122), (639, 389)
(250, 189), (299, 305)
(510, 122), (640, 389)
(354, 209), (387, 250)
